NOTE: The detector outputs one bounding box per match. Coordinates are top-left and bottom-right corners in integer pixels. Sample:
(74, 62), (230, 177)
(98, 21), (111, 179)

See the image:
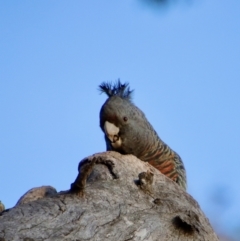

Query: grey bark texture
(0, 151), (219, 241)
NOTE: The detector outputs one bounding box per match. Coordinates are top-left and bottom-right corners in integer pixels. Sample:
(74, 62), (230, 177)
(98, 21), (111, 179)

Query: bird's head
(99, 81), (133, 150)
(99, 80), (148, 153)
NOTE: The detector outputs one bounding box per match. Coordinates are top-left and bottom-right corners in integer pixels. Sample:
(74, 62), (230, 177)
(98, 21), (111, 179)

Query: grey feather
(99, 80), (134, 101)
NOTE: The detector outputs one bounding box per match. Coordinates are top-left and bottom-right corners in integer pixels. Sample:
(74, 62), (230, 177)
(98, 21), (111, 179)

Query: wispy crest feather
(99, 80), (134, 100)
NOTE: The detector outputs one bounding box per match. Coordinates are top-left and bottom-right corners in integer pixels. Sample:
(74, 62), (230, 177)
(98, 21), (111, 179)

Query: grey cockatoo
(99, 81), (186, 189)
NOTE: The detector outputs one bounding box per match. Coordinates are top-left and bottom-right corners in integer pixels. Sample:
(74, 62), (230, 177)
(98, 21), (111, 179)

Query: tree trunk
(0, 151), (219, 241)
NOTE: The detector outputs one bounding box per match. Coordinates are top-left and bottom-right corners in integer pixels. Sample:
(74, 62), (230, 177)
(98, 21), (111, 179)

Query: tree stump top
(0, 151), (219, 241)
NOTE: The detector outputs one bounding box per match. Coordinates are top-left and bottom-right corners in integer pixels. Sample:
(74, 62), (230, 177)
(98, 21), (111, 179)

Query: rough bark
(0, 151), (219, 241)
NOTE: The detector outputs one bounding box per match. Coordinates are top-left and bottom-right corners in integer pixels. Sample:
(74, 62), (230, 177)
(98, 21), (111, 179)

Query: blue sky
(1, 0), (240, 239)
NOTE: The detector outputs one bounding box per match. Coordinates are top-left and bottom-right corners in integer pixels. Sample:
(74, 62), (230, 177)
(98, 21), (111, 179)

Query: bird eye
(123, 116), (128, 122)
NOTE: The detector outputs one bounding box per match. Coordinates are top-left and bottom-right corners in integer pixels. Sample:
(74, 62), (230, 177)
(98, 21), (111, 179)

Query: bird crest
(99, 80), (134, 100)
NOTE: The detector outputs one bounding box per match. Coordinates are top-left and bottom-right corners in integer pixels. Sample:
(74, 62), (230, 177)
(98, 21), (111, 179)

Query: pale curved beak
(104, 121), (122, 148)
